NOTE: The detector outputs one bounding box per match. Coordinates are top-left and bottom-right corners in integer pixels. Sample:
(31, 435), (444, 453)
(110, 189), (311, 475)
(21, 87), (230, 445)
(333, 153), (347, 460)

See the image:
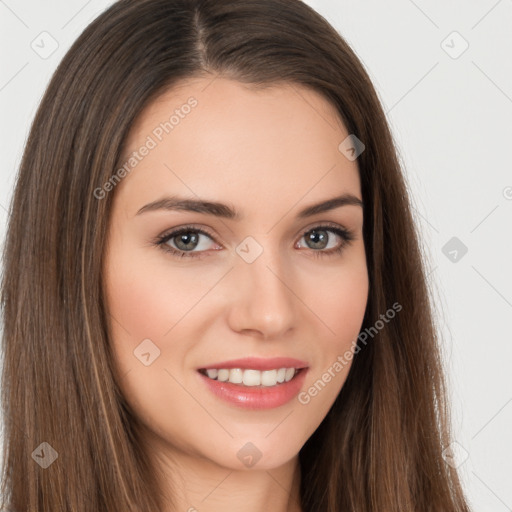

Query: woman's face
(103, 76), (369, 471)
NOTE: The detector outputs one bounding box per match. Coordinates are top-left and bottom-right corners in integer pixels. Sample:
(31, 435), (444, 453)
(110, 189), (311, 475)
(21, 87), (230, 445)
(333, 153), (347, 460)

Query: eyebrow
(136, 193), (363, 219)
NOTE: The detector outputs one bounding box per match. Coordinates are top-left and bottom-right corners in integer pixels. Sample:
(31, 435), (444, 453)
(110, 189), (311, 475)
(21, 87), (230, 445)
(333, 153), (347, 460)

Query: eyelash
(153, 223), (355, 260)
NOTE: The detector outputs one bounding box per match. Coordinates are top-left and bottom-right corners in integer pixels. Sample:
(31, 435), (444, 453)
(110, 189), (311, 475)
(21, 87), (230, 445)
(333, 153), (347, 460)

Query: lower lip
(197, 368), (309, 410)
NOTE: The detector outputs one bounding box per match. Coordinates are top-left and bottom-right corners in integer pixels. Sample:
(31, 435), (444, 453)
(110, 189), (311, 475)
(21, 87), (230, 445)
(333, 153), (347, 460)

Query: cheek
(103, 240), (230, 393)
(104, 245), (207, 342)
(310, 249), (369, 344)
(103, 241), (175, 380)
(329, 269), (368, 341)
(299, 249), (368, 404)
(103, 243), (200, 436)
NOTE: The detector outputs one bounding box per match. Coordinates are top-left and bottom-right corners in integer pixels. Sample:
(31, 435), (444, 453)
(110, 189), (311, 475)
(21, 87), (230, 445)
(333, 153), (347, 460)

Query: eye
(154, 223), (355, 259)
(154, 225), (219, 259)
(296, 223), (355, 258)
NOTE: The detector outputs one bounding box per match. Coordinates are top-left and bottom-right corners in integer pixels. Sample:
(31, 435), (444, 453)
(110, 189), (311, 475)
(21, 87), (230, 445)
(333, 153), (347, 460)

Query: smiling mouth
(197, 367), (305, 387)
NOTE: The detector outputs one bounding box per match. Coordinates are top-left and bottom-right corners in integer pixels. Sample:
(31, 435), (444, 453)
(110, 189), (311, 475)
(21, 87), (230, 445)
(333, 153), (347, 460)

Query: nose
(226, 243), (298, 340)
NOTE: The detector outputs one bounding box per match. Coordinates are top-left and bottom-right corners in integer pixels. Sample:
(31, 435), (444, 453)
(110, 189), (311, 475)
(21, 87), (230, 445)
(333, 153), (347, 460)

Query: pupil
(308, 230), (327, 249)
(176, 232), (198, 250)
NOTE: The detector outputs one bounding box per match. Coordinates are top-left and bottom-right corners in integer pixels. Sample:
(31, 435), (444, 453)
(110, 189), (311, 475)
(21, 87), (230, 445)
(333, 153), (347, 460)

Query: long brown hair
(1, 0), (472, 510)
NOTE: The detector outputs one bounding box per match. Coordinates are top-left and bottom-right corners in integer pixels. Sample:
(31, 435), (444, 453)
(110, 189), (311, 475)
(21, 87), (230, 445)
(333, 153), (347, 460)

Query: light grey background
(1, 1), (511, 510)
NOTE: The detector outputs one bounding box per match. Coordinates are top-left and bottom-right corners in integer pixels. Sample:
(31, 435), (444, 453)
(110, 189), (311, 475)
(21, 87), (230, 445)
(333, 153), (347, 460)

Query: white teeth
(284, 368), (295, 382)
(243, 369), (261, 386)
(261, 369), (277, 386)
(217, 369), (229, 382)
(201, 367), (299, 387)
(206, 369), (218, 379)
(229, 368), (243, 384)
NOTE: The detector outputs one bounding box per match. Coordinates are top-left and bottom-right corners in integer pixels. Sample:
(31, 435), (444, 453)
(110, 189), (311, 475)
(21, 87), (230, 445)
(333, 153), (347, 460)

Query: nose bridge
(229, 234), (297, 337)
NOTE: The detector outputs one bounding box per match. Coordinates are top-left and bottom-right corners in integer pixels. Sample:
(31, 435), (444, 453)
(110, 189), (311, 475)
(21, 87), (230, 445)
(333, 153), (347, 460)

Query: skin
(103, 76), (369, 512)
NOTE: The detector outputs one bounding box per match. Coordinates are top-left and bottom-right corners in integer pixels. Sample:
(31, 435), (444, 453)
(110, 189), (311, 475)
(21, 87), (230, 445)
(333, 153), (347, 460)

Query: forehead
(113, 76), (362, 219)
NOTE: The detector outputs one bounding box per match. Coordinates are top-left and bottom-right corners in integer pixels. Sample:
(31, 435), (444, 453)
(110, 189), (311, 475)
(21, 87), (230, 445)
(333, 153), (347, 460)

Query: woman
(0, 0), (472, 510)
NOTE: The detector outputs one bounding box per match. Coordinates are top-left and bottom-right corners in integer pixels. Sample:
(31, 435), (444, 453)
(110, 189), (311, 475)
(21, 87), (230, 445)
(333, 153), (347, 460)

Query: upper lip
(198, 357), (309, 371)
